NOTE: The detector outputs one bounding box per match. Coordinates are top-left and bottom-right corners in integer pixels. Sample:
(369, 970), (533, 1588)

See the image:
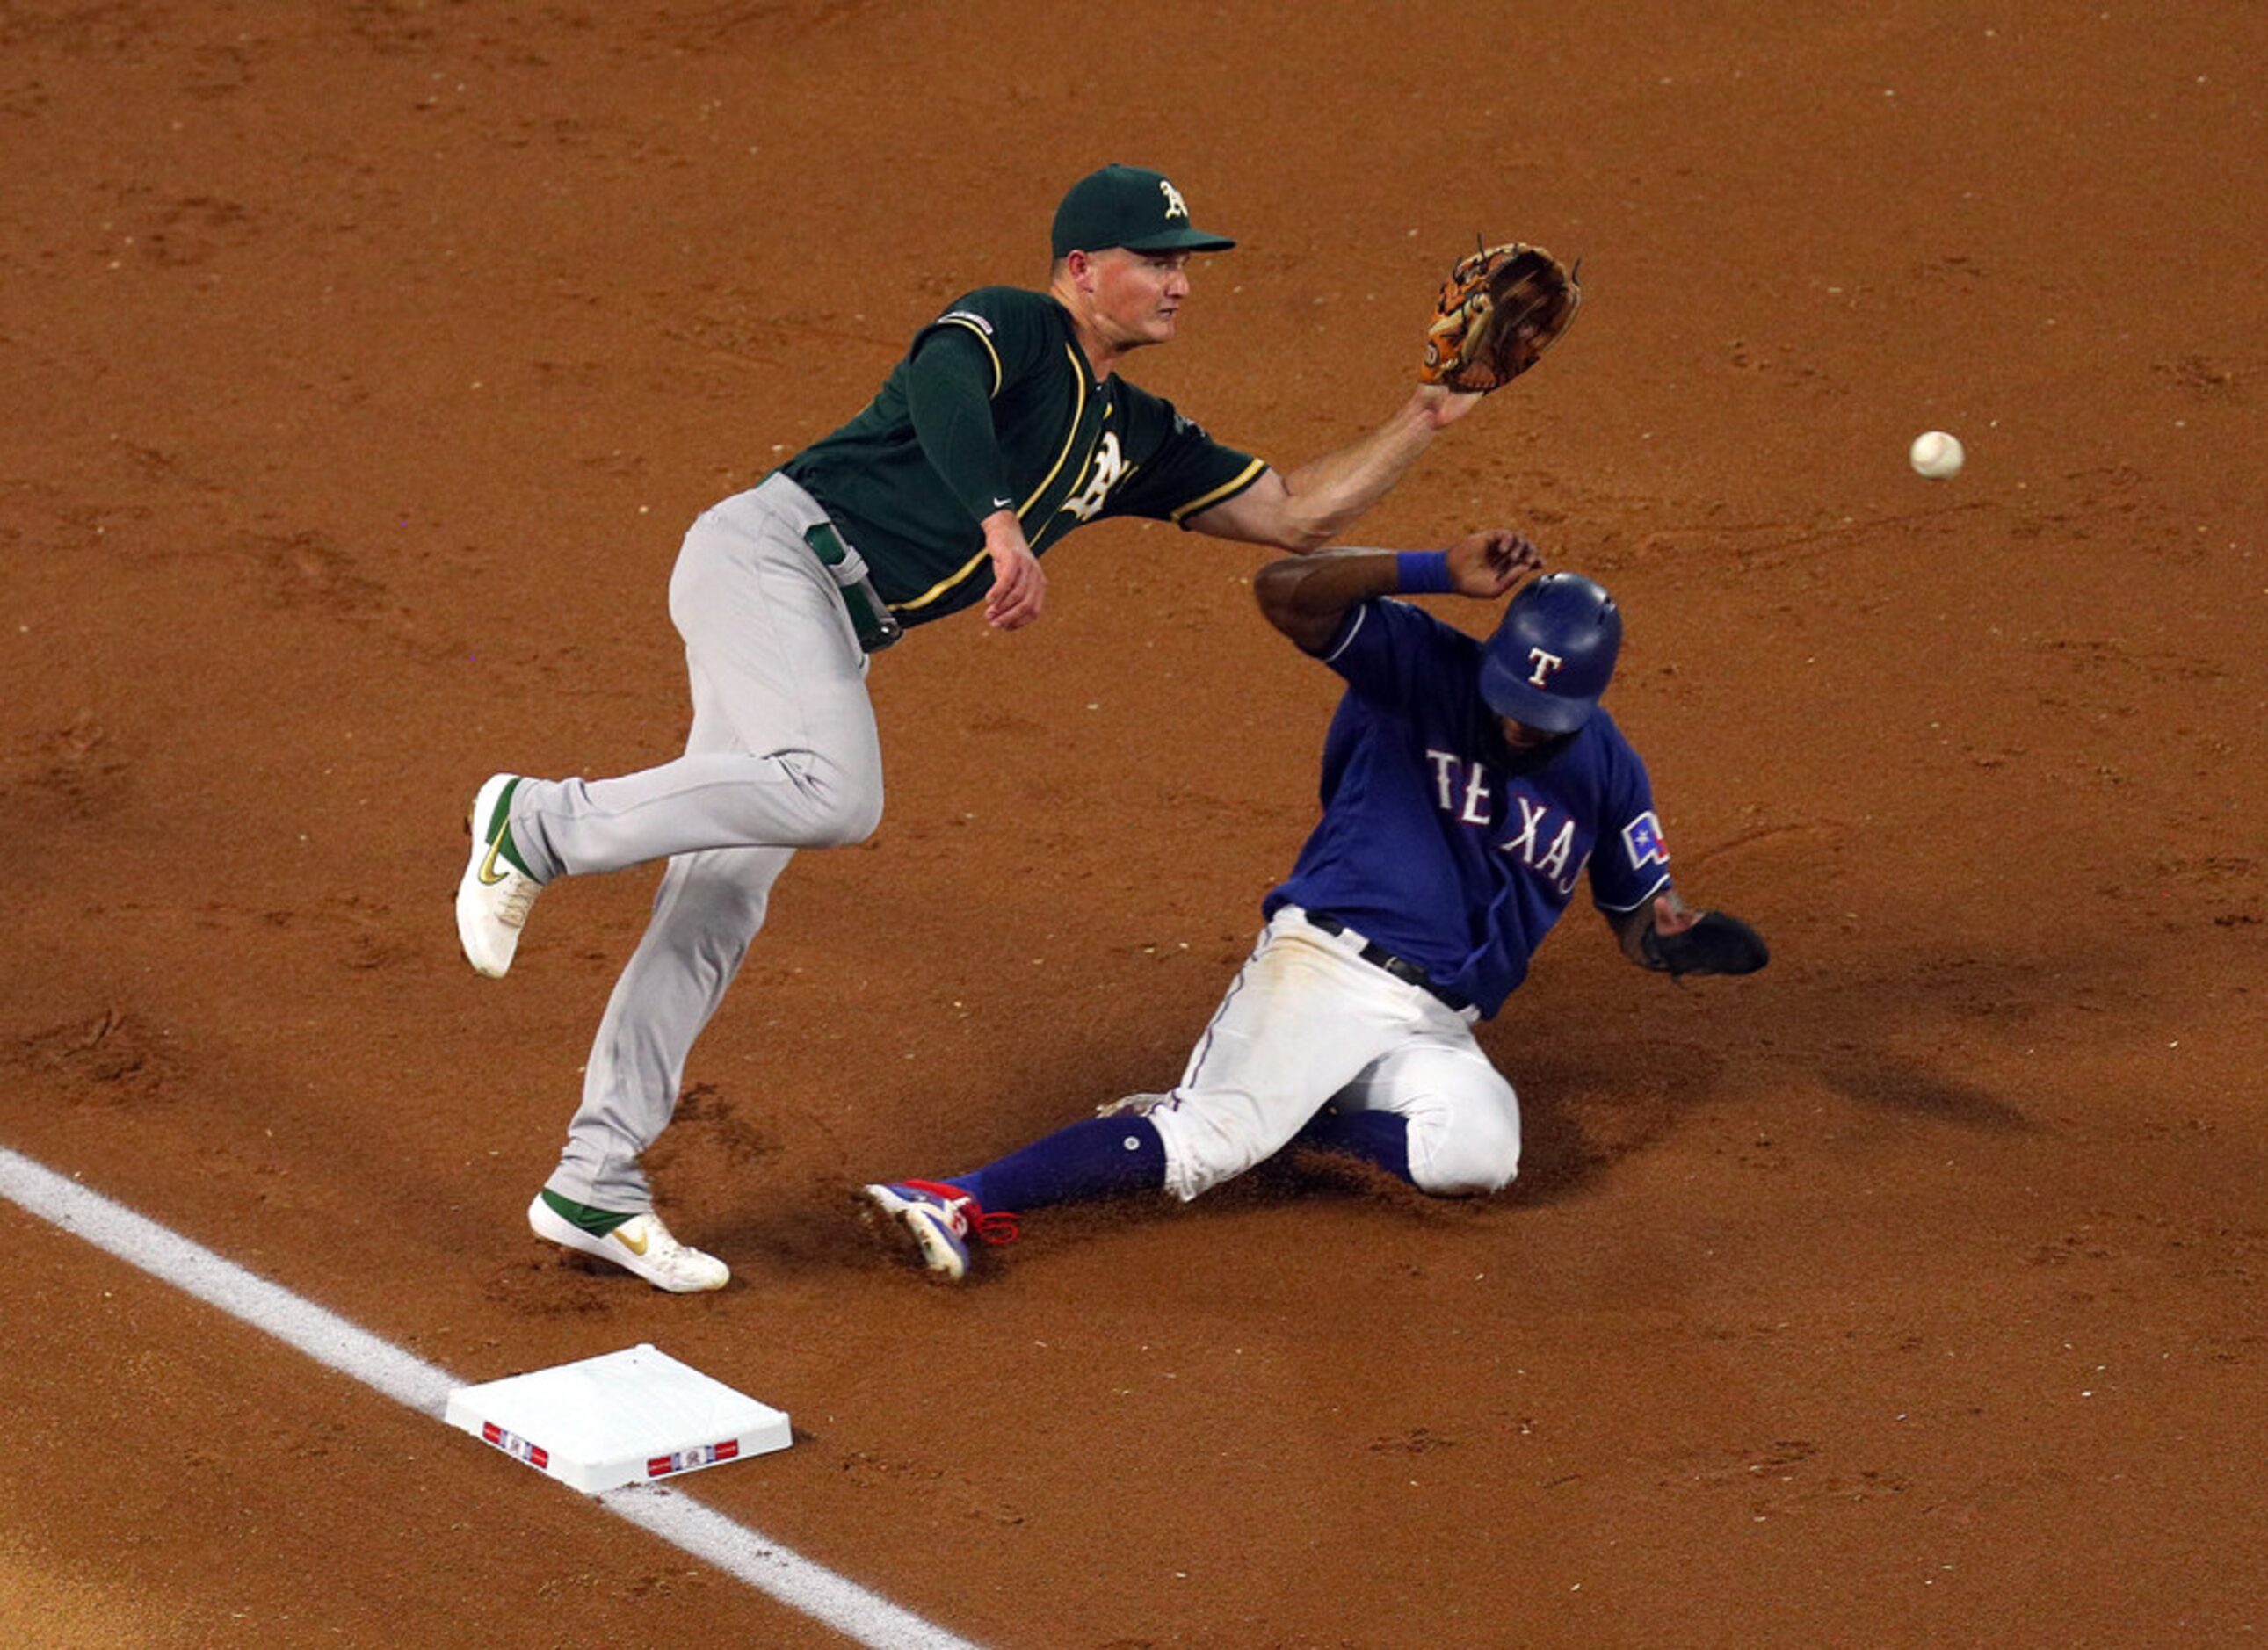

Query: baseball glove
(1642, 911), (1770, 979)
(1419, 242), (1583, 393)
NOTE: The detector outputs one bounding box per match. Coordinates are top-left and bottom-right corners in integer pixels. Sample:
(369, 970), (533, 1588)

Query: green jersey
(781, 286), (1266, 626)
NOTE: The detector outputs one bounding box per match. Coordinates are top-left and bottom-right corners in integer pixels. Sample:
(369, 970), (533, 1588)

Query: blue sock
(953, 1115), (1167, 1212)
(1291, 1108), (1414, 1183)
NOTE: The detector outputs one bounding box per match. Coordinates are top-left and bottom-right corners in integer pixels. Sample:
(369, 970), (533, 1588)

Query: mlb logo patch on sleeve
(1622, 811), (1670, 868)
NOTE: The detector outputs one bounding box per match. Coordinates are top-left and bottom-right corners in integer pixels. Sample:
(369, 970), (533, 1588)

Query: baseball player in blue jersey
(860, 536), (1769, 1279)
(454, 165), (1568, 1291)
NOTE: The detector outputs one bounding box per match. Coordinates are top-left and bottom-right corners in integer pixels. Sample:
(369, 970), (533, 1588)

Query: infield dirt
(4, 4), (2264, 1646)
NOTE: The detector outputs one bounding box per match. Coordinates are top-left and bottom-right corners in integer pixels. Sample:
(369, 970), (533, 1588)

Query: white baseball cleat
(457, 772), (541, 978)
(526, 1194), (729, 1292)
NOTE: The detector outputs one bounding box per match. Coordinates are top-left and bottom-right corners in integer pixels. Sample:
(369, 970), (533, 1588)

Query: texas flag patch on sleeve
(1621, 810), (1670, 869)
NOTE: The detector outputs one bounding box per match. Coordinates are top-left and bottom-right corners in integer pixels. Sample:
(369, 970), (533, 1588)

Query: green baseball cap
(1051, 164), (1236, 258)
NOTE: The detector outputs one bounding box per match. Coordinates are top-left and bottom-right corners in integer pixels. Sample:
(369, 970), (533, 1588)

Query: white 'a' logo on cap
(1159, 179), (1190, 221)
(1526, 647), (1564, 687)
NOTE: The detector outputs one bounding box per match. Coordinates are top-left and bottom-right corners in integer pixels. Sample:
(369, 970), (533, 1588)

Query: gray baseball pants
(504, 473), (883, 1212)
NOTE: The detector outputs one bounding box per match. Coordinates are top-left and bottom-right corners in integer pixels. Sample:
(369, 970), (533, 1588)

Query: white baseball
(1909, 430), (1965, 480)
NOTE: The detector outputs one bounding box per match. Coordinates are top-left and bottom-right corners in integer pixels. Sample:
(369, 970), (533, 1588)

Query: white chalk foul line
(1, 1145), (983, 1650)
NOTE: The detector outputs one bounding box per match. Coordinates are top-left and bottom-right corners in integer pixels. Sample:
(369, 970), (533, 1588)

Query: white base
(445, 1342), (792, 1494)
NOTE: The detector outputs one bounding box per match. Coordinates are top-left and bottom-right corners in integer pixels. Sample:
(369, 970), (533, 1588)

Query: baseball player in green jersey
(456, 163), (1516, 1291)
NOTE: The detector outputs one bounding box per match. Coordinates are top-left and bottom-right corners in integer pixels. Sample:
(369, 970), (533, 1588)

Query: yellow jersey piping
(1168, 456), (1268, 525)
(934, 315), (1004, 396)
(1018, 345), (1091, 515)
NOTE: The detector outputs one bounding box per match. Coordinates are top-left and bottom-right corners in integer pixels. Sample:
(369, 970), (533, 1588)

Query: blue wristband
(1395, 551), (1453, 594)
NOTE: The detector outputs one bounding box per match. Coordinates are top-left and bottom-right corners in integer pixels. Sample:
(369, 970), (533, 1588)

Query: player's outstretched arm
(1184, 387), (1484, 551)
(1254, 530), (1538, 652)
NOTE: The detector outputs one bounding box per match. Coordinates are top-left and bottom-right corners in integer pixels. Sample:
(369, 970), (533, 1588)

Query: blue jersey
(1264, 598), (1673, 1017)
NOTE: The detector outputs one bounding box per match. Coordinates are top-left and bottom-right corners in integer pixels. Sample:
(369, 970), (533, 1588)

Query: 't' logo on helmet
(1159, 179), (1190, 221)
(1480, 571), (1622, 735)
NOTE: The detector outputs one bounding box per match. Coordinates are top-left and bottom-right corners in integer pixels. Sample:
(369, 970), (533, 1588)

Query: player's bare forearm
(1187, 388), (1480, 551)
(1255, 532), (1533, 652)
(1272, 391), (1462, 539)
(1254, 549), (1400, 649)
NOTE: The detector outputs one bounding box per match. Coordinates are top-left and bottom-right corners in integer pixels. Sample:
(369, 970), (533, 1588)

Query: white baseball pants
(508, 474), (882, 1212)
(1143, 906), (1523, 1200)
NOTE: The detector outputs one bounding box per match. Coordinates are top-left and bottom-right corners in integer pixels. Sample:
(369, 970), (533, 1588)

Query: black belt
(1303, 912), (1472, 1012)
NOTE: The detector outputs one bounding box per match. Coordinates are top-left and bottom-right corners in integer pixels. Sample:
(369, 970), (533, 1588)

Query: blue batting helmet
(1478, 573), (1622, 734)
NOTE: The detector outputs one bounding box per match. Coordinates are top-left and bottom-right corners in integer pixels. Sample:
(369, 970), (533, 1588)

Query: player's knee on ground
(1337, 1041), (1521, 1197)
(1403, 1095), (1521, 1196)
